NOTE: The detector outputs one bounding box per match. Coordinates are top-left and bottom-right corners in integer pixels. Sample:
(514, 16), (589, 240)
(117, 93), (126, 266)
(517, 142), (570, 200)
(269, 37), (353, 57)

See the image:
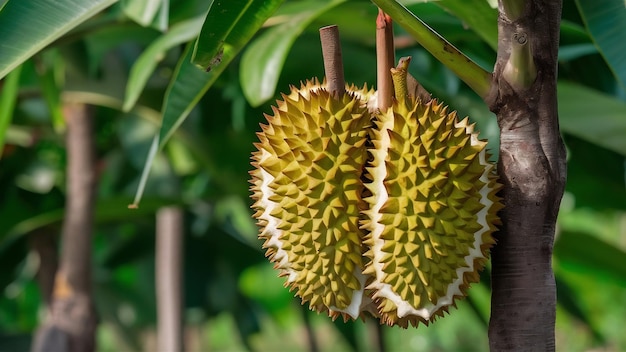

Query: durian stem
(376, 9), (395, 112)
(319, 25), (345, 97)
(390, 57), (410, 107)
(372, 0), (492, 99)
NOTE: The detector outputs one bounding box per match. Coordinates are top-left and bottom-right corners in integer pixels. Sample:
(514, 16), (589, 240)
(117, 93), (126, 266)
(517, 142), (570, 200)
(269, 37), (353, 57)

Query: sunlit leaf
(123, 15), (205, 112)
(129, 135), (159, 208)
(0, 0), (118, 79)
(158, 44), (216, 147)
(191, 0), (285, 70)
(240, 0), (346, 107)
(575, 0), (626, 88)
(122, 0), (163, 27)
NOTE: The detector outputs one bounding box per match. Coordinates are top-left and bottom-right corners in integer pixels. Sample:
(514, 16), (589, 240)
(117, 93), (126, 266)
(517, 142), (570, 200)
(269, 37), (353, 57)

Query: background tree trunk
(29, 228), (59, 307)
(156, 206), (185, 351)
(32, 103), (98, 352)
(486, 1), (567, 350)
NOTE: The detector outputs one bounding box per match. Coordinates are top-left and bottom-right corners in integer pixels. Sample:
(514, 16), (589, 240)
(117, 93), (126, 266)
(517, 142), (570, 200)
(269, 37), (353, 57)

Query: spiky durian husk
(250, 80), (376, 320)
(362, 97), (503, 328)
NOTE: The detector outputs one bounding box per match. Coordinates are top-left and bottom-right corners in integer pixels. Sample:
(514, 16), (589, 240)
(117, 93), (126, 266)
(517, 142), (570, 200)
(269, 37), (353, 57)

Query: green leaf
(554, 231), (626, 287)
(575, 0), (626, 88)
(558, 82), (626, 156)
(560, 19), (593, 43)
(158, 44), (217, 147)
(563, 135), (626, 211)
(435, 0), (498, 50)
(129, 135), (160, 207)
(130, 42), (230, 206)
(555, 276), (606, 343)
(240, 0), (346, 107)
(122, 0), (163, 27)
(0, 64), (22, 156)
(0, 0), (118, 79)
(558, 44), (597, 61)
(123, 15), (205, 112)
(191, 0), (285, 70)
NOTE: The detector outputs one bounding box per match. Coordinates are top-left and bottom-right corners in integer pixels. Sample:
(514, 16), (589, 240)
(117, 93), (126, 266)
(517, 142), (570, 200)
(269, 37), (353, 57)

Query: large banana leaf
(0, 0), (118, 79)
(575, 0), (626, 88)
(558, 82), (626, 156)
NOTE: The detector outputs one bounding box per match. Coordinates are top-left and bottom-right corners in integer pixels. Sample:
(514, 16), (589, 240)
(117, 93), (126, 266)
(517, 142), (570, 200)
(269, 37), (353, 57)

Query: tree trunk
(486, 1), (566, 350)
(32, 103), (98, 352)
(156, 206), (185, 351)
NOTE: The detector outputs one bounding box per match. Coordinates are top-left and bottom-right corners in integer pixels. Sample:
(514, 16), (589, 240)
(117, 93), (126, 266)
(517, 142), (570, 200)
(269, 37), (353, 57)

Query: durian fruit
(250, 80), (376, 320)
(250, 61), (503, 328)
(361, 65), (503, 327)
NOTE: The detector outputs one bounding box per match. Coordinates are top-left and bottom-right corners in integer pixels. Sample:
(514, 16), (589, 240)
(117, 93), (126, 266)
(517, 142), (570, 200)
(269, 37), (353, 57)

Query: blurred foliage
(0, 0), (625, 351)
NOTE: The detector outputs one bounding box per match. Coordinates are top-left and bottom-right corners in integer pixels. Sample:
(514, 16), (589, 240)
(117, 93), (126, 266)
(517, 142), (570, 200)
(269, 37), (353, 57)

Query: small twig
(319, 25), (345, 96)
(376, 10), (395, 112)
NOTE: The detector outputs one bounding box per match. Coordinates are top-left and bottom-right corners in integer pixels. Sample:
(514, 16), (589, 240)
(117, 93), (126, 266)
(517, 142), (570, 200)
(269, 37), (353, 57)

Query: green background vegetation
(0, 0), (625, 350)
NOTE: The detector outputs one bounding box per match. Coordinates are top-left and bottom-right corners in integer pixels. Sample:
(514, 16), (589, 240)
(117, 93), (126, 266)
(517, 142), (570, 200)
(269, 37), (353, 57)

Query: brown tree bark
(486, 1), (566, 350)
(32, 103), (98, 352)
